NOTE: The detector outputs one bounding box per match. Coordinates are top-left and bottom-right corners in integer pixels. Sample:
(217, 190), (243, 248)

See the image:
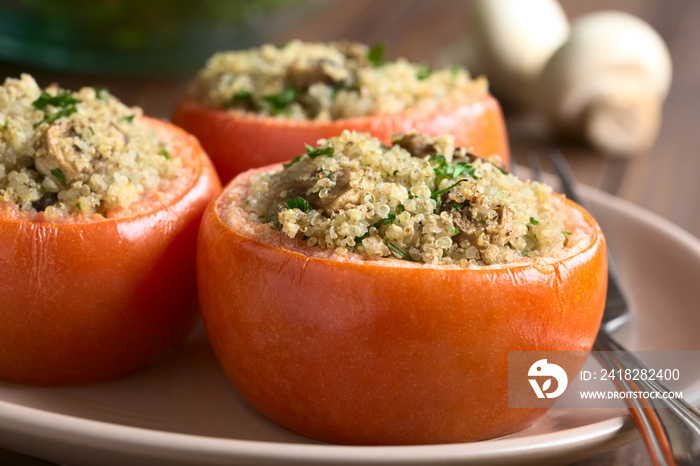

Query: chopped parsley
(263, 87), (297, 115)
(160, 148), (171, 160)
(373, 214), (396, 229)
(32, 91), (80, 127)
(354, 233), (370, 248)
(452, 162), (477, 179)
(51, 168), (68, 187)
(429, 155), (478, 186)
(451, 226), (460, 236)
(121, 114), (135, 123)
(95, 87), (110, 101)
(372, 205), (404, 229)
(367, 43), (385, 67)
(225, 89), (256, 110)
(416, 65), (432, 80)
(283, 154), (303, 168)
(88, 126), (94, 136)
(430, 179), (467, 209)
(305, 143), (334, 158)
(285, 197), (311, 212)
(529, 217), (540, 225)
(387, 242), (414, 261)
(32, 91), (79, 110)
(562, 230), (572, 246)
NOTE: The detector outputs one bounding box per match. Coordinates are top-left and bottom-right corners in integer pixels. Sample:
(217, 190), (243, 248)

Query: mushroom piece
(286, 59), (352, 91)
(442, 197), (514, 249)
(391, 133), (437, 158)
(315, 167), (361, 213)
(470, 0), (570, 108)
(287, 60), (335, 90)
(265, 160), (361, 223)
(537, 11), (672, 156)
(33, 122), (82, 185)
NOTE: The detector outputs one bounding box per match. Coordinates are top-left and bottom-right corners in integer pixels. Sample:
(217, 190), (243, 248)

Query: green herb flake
(416, 65), (432, 80)
(507, 242), (515, 250)
(500, 168), (509, 175)
(32, 91), (79, 110)
(225, 89), (257, 110)
(429, 155), (450, 178)
(387, 242), (415, 262)
(161, 148), (171, 160)
(285, 197), (311, 212)
(95, 87), (110, 101)
(263, 87), (297, 115)
(562, 230), (573, 246)
(305, 143), (334, 158)
(88, 126), (94, 136)
(121, 114), (135, 123)
(529, 217), (540, 225)
(283, 154), (303, 168)
(367, 43), (385, 67)
(32, 90), (80, 127)
(430, 179), (467, 209)
(451, 226), (460, 236)
(372, 213), (397, 229)
(429, 156), (477, 183)
(451, 202), (464, 211)
(51, 168), (68, 187)
(354, 233), (370, 248)
(453, 162), (477, 179)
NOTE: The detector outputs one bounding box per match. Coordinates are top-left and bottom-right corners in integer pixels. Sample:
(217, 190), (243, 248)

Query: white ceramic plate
(1, 187), (699, 466)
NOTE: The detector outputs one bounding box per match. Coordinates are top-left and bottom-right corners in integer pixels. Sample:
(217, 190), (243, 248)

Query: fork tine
(547, 148), (629, 330)
(548, 148), (587, 208)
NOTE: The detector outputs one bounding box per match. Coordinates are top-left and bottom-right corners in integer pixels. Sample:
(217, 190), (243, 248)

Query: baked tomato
(0, 118), (221, 386)
(171, 94), (510, 184)
(196, 164), (607, 445)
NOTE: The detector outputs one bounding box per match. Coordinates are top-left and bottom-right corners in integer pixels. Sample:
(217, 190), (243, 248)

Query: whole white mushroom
(470, 0), (570, 107)
(537, 11), (673, 156)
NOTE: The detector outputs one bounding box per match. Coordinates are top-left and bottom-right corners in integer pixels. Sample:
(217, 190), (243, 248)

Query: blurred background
(0, 0), (697, 242)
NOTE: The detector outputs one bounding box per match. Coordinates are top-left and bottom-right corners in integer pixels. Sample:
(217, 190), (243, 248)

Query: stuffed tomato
(197, 131), (606, 445)
(0, 74), (221, 385)
(172, 41), (509, 183)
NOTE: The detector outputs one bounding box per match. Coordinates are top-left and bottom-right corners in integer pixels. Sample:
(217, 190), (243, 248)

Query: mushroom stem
(584, 87), (662, 156)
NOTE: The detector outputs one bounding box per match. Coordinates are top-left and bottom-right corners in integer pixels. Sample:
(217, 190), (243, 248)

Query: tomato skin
(196, 166), (607, 445)
(0, 118), (221, 386)
(172, 94), (510, 184)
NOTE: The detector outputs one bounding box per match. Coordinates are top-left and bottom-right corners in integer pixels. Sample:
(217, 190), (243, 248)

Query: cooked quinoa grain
(0, 74), (181, 219)
(191, 41), (487, 120)
(242, 131), (575, 267)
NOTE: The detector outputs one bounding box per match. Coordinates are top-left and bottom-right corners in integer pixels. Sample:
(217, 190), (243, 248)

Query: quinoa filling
(244, 131), (573, 267)
(0, 74), (181, 219)
(191, 40), (487, 120)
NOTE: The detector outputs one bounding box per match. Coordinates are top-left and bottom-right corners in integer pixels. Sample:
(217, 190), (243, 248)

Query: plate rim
(1, 186), (699, 465)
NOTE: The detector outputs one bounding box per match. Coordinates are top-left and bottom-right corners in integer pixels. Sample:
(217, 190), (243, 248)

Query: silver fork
(526, 149), (700, 466)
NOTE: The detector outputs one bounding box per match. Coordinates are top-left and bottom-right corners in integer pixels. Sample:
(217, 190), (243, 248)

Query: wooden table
(0, 0), (697, 464)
